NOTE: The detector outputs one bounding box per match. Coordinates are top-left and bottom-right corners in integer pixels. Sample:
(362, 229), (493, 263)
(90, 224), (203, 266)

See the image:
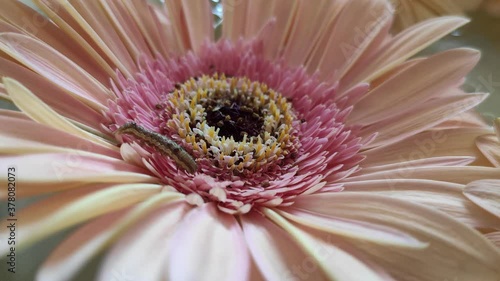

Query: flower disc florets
(107, 41), (365, 214)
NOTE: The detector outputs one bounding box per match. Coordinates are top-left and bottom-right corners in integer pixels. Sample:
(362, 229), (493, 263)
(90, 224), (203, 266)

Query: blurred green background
(0, 1), (499, 280)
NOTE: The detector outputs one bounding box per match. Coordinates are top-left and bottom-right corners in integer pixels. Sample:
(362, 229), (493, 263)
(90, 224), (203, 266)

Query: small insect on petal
(115, 122), (198, 174)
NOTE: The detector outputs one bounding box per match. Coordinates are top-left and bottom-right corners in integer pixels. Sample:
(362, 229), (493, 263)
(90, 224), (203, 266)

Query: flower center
(107, 41), (366, 214)
(161, 74), (300, 177)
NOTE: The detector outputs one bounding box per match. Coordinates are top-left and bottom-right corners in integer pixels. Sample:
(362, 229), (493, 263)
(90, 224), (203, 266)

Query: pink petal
(38, 193), (185, 281)
(0, 153), (155, 198)
(0, 183), (163, 255)
(476, 134), (500, 167)
(263, 208), (395, 281)
(349, 48), (480, 125)
(241, 212), (329, 280)
(0, 32), (111, 109)
(362, 127), (492, 167)
(0, 1), (111, 83)
(345, 166), (500, 184)
(168, 203), (250, 281)
(360, 92), (488, 148)
(464, 180), (500, 218)
(96, 202), (189, 281)
(342, 16), (469, 91)
(342, 179), (499, 229)
(315, 0), (392, 81)
(4, 78), (116, 149)
(292, 193), (500, 280)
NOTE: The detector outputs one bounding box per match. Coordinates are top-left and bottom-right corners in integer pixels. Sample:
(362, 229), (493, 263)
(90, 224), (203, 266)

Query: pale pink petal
(98, 0), (154, 60)
(132, 0), (179, 57)
(37, 193), (185, 281)
(241, 212), (329, 280)
(314, 0), (392, 81)
(36, 210), (127, 281)
(464, 180), (500, 219)
(435, 109), (490, 129)
(263, 208), (395, 281)
(345, 166), (500, 184)
(96, 201), (189, 281)
(0, 183), (163, 255)
(360, 92), (488, 148)
(362, 127), (492, 167)
(168, 203), (250, 281)
(221, 0), (250, 40)
(476, 135), (500, 167)
(62, 0), (138, 77)
(180, 0), (214, 52)
(277, 206), (426, 248)
(360, 157), (476, 175)
(283, 0), (354, 67)
(0, 58), (105, 130)
(0, 33), (112, 109)
(0, 153), (156, 198)
(4, 78), (116, 150)
(342, 16), (469, 91)
(0, 1), (111, 83)
(341, 179), (500, 229)
(242, 0), (274, 37)
(33, 0), (118, 78)
(0, 114), (118, 157)
(292, 193), (500, 280)
(349, 48), (480, 125)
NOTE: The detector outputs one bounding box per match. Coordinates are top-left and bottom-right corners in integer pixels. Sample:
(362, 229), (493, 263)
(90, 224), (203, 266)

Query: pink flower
(0, 0), (499, 280)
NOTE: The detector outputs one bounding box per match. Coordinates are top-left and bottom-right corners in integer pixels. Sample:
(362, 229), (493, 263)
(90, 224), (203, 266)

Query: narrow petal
(349, 48), (480, 125)
(0, 114), (119, 158)
(343, 16), (469, 90)
(292, 193), (500, 280)
(241, 212), (329, 280)
(362, 127), (492, 167)
(360, 92), (488, 148)
(276, 207), (426, 249)
(180, 0), (214, 52)
(341, 179), (500, 229)
(33, 0), (118, 78)
(221, 0), (249, 40)
(464, 180), (500, 218)
(263, 208), (394, 281)
(476, 134), (500, 167)
(61, 0), (138, 77)
(95, 201), (188, 281)
(0, 2), (110, 83)
(98, 0), (154, 60)
(344, 166), (500, 184)
(4, 78), (116, 150)
(283, 0), (354, 67)
(37, 193), (185, 281)
(315, 0), (392, 81)
(0, 57), (105, 130)
(141, 0), (183, 56)
(0, 33), (111, 109)
(168, 203), (250, 281)
(360, 156), (476, 175)
(0, 184), (163, 255)
(0, 153), (156, 198)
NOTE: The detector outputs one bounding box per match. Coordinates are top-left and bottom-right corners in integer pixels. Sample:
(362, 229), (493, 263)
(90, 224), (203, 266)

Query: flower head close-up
(0, 0), (500, 280)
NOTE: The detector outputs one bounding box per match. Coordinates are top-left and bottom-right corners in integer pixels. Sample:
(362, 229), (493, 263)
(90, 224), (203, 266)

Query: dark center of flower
(204, 93), (264, 142)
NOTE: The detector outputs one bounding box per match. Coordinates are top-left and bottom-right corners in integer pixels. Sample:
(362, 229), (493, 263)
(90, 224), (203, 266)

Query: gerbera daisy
(1, 0), (500, 280)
